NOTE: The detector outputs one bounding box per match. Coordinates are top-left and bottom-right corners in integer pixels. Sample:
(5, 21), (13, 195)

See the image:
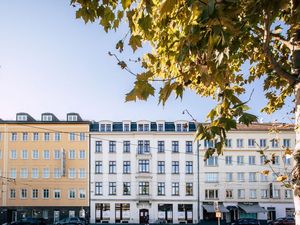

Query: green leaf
(129, 35), (142, 52)
(121, 0), (132, 9)
(238, 113), (258, 126)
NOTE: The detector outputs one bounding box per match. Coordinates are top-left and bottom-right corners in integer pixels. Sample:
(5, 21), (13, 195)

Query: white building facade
(89, 121), (295, 224)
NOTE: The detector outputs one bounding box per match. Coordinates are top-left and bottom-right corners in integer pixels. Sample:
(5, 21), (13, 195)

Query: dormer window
(137, 124), (150, 132)
(123, 124), (130, 132)
(176, 123), (188, 132)
(17, 115), (27, 121)
(68, 115), (78, 121)
(99, 124), (112, 132)
(144, 124), (149, 131)
(176, 124), (182, 132)
(42, 115), (53, 121)
(158, 124), (164, 132)
(138, 124), (143, 131)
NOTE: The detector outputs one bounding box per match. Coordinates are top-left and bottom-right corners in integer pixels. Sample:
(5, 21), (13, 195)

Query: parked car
(11, 218), (47, 225)
(268, 217), (295, 225)
(232, 218), (260, 225)
(54, 217), (84, 225)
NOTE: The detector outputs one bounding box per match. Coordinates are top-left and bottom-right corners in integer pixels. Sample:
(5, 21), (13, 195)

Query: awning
(238, 203), (267, 213)
(203, 204), (229, 213)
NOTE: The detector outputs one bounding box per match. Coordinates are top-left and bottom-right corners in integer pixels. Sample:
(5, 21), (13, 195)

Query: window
(79, 189), (86, 199)
(137, 140), (150, 154)
(260, 173), (268, 182)
(109, 182), (117, 195)
(250, 189), (257, 199)
(79, 168), (86, 179)
(42, 114), (53, 121)
(139, 182), (149, 195)
(157, 141), (165, 153)
(172, 182), (179, 196)
(225, 139), (232, 148)
(43, 150), (50, 160)
(225, 156), (232, 165)
(33, 132), (39, 141)
(54, 168), (61, 178)
(21, 189), (28, 199)
(226, 172), (233, 182)
(44, 133), (50, 141)
(43, 168), (50, 178)
(172, 161), (179, 174)
(109, 161), (116, 174)
(69, 189), (76, 199)
(54, 150), (60, 160)
(139, 160), (150, 173)
(107, 124), (112, 132)
(79, 132), (85, 141)
(186, 161), (193, 174)
(283, 156), (292, 165)
(95, 141), (102, 153)
(237, 172), (245, 182)
(20, 168), (28, 178)
(248, 139), (255, 147)
(260, 139), (267, 147)
(273, 189), (280, 199)
(283, 139), (290, 148)
(186, 141), (193, 153)
(260, 155), (267, 165)
(10, 189), (16, 199)
(205, 172), (219, 183)
(186, 183), (193, 196)
(205, 189), (218, 199)
(32, 189), (38, 199)
(79, 150), (85, 159)
(68, 168), (76, 179)
(95, 161), (103, 174)
(22, 132), (28, 141)
(95, 182), (102, 195)
(43, 189), (49, 199)
(109, 141), (116, 153)
(10, 168), (16, 179)
(274, 156), (280, 165)
(157, 161), (165, 174)
(123, 141), (130, 153)
(123, 161), (131, 174)
(237, 139), (243, 148)
(54, 132), (61, 141)
(176, 123), (182, 132)
(248, 156), (256, 165)
(11, 132), (17, 141)
(21, 149), (28, 159)
(123, 182), (131, 195)
(54, 190), (61, 199)
(69, 132), (75, 141)
(100, 124), (105, 132)
(285, 190), (292, 199)
(226, 189), (233, 198)
(237, 156), (244, 165)
(238, 189), (245, 199)
(124, 124), (130, 132)
(158, 123), (164, 131)
(68, 114), (78, 121)
(271, 139), (279, 148)
(204, 140), (214, 148)
(32, 168), (39, 179)
(144, 124), (150, 131)
(172, 141), (179, 153)
(69, 149), (75, 159)
(261, 189), (269, 199)
(10, 150), (17, 159)
(249, 172), (257, 182)
(205, 156), (218, 166)
(157, 182), (165, 196)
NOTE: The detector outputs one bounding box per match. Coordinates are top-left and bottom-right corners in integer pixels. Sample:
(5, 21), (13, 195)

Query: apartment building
(0, 113), (90, 224)
(90, 121), (295, 224)
(90, 120), (198, 224)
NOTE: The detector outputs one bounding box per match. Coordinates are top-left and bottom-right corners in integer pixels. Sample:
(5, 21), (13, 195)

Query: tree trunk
(293, 83), (300, 225)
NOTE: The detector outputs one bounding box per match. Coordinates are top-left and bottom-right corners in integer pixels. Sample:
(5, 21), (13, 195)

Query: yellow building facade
(0, 113), (90, 224)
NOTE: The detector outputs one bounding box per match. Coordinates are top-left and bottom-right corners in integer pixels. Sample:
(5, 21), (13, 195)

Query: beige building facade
(0, 113), (90, 224)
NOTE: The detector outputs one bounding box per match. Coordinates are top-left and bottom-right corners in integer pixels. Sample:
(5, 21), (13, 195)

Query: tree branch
(262, 12), (298, 85)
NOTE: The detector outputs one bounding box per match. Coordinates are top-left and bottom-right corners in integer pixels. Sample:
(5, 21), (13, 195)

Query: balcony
(136, 194), (152, 201)
(135, 172), (153, 179)
(136, 148), (152, 159)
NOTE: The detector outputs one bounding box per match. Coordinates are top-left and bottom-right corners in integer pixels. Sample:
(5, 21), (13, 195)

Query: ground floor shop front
(90, 200), (197, 224)
(0, 206), (89, 225)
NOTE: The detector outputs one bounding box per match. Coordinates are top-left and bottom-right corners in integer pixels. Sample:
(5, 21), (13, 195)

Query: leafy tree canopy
(71, 0), (300, 157)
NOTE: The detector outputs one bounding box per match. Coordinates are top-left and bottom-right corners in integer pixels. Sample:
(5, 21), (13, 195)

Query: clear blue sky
(0, 1), (293, 122)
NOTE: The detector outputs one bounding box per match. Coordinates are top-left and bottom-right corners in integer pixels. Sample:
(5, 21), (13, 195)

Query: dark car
(11, 218), (47, 225)
(269, 217), (295, 225)
(232, 218), (260, 225)
(54, 217), (84, 225)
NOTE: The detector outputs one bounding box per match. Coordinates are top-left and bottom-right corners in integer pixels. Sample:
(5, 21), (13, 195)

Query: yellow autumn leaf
(284, 148), (292, 156)
(260, 170), (270, 176)
(276, 175), (288, 182)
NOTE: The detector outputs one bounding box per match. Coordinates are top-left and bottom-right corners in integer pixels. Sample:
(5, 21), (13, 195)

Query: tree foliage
(71, 0), (300, 158)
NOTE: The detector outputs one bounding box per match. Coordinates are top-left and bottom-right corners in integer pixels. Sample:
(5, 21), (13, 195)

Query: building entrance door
(139, 209), (149, 224)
